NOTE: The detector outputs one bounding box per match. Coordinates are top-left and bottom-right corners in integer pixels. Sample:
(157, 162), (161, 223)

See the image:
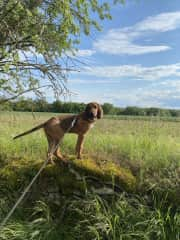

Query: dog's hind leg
(46, 133), (67, 164)
(45, 134), (60, 164)
(54, 147), (65, 161)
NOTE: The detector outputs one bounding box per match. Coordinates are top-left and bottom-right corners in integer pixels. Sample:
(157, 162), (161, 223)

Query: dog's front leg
(76, 134), (85, 159)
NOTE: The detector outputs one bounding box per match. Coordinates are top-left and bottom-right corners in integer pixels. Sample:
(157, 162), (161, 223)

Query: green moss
(0, 156), (137, 199)
(68, 157), (136, 192)
(103, 162), (137, 191)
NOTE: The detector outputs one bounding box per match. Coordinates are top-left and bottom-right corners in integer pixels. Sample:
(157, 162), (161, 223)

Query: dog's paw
(47, 159), (55, 165)
(55, 157), (69, 166)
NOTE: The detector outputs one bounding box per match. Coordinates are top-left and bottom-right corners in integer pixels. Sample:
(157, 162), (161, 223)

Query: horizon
(5, 97), (180, 111)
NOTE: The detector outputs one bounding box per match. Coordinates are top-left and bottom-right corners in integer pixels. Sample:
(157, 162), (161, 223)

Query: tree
(51, 100), (62, 112)
(170, 109), (180, 117)
(102, 102), (115, 115)
(123, 106), (147, 116)
(0, 0), (122, 103)
(146, 107), (160, 116)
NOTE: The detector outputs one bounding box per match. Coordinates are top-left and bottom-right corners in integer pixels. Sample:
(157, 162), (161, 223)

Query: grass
(0, 111), (180, 239)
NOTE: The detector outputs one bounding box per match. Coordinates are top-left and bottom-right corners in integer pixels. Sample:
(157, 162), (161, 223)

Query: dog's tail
(13, 123), (45, 140)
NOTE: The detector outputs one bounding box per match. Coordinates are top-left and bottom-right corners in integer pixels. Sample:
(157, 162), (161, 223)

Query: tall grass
(0, 196), (179, 240)
(0, 111), (180, 239)
(1, 112), (180, 168)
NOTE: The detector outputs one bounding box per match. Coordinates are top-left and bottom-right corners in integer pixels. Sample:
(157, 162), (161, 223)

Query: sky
(63, 0), (180, 109)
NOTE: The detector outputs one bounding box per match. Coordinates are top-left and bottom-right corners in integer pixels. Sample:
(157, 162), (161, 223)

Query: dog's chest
(89, 124), (94, 129)
(72, 119), (94, 134)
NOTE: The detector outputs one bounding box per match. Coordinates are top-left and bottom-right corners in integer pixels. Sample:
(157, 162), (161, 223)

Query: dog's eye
(94, 105), (97, 109)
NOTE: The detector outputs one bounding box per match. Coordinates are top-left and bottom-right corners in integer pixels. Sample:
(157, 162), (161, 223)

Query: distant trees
(51, 101), (85, 113)
(170, 109), (180, 117)
(102, 103), (115, 115)
(0, 98), (86, 113)
(123, 106), (146, 116)
(1, 98), (180, 117)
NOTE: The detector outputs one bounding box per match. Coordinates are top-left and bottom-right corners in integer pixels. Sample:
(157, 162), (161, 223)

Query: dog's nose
(89, 112), (96, 118)
(90, 112), (94, 118)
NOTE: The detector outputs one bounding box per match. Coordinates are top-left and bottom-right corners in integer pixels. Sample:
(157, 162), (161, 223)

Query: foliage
(102, 103), (115, 115)
(1, 98), (180, 118)
(0, 0), (121, 102)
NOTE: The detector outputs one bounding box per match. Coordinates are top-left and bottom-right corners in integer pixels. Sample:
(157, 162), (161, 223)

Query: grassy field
(0, 111), (179, 240)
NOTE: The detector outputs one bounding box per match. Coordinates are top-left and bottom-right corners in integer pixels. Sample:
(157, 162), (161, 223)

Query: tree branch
(0, 84), (52, 104)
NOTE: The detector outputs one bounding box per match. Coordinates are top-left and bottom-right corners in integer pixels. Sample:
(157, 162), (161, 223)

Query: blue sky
(63, 0), (180, 108)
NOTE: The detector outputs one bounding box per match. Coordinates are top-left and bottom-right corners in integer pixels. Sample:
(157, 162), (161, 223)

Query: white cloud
(69, 78), (122, 84)
(65, 49), (96, 58)
(67, 76), (180, 108)
(134, 83), (180, 108)
(93, 11), (180, 55)
(159, 79), (180, 88)
(135, 11), (180, 32)
(81, 63), (180, 81)
(69, 67), (180, 108)
(94, 88), (178, 107)
(70, 88), (168, 108)
(76, 49), (96, 57)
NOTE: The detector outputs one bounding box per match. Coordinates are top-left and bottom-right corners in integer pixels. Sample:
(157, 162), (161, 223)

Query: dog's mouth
(87, 112), (97, 121)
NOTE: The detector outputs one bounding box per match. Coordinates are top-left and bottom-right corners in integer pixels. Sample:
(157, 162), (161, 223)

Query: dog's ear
(97, 104), (103, 119)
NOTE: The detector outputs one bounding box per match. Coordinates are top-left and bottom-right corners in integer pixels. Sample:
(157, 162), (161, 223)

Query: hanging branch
(0, 85), (52, 104)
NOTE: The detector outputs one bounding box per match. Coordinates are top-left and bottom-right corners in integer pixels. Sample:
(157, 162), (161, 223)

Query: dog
(13, 102), (103, 163)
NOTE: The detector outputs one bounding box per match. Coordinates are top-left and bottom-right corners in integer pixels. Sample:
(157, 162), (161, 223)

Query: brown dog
(13, 102), (103, 163)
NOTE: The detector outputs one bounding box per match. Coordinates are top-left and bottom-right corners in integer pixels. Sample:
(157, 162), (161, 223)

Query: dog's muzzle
(88, 112), (97, 120)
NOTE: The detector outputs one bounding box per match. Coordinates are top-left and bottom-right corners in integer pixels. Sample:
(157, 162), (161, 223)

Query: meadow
(0, 111), (179, 240)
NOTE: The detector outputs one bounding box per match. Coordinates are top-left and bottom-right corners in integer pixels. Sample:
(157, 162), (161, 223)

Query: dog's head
(85, 102), (103, 121)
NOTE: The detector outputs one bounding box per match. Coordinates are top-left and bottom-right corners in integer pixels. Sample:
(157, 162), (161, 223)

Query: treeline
(1, 98), (180, 117)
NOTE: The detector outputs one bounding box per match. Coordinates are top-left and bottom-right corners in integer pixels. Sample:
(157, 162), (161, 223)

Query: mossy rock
(71, 158), (136, 192)
(0, 156), (137, 202)
(39, 156), (136, 194)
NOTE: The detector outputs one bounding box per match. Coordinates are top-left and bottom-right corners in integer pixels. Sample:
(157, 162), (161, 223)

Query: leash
(0, 116), (77, 231)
